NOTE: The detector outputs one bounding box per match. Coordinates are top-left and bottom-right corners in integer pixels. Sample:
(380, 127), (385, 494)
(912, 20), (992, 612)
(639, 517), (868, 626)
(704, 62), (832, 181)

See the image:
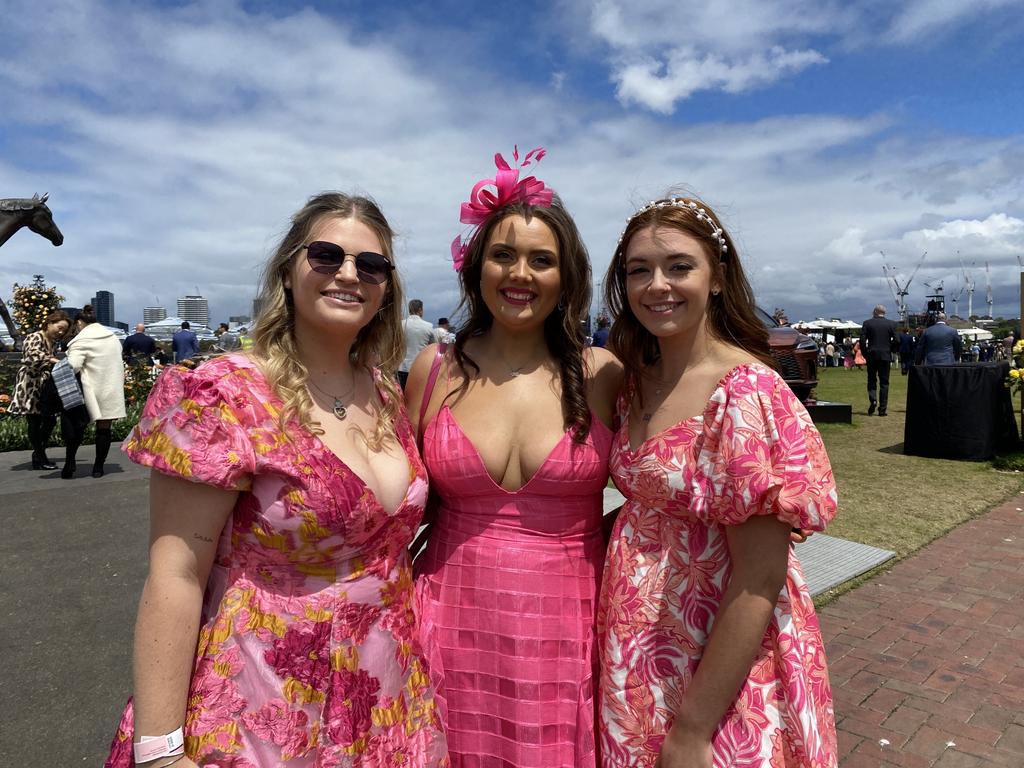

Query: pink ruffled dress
(415, 405), (612, 767)
(104, 354), (447, 767)
(598, 364), (839, 768)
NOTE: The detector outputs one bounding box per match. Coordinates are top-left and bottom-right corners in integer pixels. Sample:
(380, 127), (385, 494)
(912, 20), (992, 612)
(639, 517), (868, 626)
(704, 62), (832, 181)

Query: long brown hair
(251, 192), (406, 449)
(452, 197), (593, 442)
(604, 196), (775, 394)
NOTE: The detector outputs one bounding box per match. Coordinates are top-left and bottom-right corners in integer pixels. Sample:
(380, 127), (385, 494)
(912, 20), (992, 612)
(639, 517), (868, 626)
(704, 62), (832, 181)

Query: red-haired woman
(598, 197), (838, 768)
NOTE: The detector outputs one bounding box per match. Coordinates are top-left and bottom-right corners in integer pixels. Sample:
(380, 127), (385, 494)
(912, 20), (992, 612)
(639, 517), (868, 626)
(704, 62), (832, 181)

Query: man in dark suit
(898, 328), (916, 375)
(915, 313), (962, 366)
(860, 304), (898, 416)
(171, 321), (200, 364)
(122, 322), (157, 365)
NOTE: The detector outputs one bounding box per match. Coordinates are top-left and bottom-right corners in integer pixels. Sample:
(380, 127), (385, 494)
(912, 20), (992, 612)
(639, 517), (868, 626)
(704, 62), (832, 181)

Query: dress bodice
(423, 406), (612, 540)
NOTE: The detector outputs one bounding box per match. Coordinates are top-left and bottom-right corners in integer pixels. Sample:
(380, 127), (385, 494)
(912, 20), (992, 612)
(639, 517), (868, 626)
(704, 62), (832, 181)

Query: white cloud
(615, 46), (828, 113)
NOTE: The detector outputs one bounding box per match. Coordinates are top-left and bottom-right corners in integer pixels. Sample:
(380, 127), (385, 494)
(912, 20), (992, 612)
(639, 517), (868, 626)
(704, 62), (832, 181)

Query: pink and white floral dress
(105, 354), (447, 767)
(598, 364), (838, 768)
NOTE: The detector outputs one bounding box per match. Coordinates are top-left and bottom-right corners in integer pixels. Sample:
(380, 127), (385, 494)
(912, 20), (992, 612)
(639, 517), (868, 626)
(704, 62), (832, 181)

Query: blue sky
(2, 0), (1023, 328)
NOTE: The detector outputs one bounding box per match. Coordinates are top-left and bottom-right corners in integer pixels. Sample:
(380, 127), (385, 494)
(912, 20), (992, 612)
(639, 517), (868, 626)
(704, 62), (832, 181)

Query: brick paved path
(818, 498), (1024, 767)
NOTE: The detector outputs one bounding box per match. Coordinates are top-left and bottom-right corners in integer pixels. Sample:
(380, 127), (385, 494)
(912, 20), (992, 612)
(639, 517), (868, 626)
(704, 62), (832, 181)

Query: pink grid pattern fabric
(415, 406), (613, 767)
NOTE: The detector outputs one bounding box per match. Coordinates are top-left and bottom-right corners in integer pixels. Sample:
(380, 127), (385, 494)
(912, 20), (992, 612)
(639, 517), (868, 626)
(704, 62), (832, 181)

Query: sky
(2, 0), (1023, 329)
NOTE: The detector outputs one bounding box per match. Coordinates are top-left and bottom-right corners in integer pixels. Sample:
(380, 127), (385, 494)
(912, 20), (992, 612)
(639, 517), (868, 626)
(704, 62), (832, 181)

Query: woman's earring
(712, 289), (721, 296)
(557, 297), (566, 311)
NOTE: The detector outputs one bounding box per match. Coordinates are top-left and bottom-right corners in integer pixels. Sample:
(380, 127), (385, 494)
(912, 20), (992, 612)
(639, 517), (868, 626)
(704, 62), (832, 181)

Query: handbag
(51, 358), (85, 410)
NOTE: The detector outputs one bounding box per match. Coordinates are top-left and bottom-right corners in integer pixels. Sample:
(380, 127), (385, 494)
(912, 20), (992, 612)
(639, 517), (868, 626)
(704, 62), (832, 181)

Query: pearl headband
(619, 198), (728, 259)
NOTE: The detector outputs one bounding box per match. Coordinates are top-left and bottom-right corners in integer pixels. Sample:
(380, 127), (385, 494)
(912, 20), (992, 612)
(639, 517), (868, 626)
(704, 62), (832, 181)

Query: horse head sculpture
(0, 193), (65, 248)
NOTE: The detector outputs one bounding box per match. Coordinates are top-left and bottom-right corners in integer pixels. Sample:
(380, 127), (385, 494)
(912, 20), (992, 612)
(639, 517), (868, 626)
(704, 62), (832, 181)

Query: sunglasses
(300, 241), (394, 285)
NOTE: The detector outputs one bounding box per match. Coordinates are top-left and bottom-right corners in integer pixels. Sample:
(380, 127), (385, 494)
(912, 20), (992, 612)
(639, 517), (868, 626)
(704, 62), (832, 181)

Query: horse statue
(0, 193), (65, 349)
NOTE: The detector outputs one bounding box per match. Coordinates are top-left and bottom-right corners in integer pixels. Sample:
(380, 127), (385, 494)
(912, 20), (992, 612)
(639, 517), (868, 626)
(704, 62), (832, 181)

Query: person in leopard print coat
(10, 310), (71, 470)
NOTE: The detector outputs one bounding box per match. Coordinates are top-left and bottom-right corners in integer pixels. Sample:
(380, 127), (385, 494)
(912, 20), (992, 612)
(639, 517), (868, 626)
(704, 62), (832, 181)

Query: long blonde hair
(250, 192), (406, 449)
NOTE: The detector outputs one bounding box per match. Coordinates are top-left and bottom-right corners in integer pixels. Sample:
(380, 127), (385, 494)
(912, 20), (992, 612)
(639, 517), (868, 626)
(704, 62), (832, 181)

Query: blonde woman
(105, 193), (447, 767)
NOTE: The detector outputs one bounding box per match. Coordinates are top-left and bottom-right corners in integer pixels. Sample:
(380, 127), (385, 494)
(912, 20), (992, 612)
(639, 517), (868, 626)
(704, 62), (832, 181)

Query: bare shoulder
(584, 346), (623, 379)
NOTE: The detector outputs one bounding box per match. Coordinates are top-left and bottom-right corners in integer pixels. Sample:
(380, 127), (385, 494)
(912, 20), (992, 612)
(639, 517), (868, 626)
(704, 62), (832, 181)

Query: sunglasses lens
(355, 252), (392, 284)
(306, 242), (344, 273)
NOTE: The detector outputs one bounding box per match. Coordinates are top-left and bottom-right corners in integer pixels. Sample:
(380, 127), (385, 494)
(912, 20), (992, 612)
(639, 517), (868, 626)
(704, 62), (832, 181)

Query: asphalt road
(1, 444), (150, 766)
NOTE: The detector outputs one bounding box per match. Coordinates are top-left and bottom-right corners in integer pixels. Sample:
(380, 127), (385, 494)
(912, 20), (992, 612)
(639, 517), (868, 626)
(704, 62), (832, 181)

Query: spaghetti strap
(418, 343), (447, 437)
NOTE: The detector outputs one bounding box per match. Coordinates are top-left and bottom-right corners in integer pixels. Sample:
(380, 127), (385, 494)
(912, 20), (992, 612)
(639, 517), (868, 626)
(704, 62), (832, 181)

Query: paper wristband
(134, 728), (185, 763)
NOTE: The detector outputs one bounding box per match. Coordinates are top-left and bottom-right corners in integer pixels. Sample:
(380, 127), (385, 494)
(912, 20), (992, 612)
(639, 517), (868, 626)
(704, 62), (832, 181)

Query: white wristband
(134, 727), (185, 764)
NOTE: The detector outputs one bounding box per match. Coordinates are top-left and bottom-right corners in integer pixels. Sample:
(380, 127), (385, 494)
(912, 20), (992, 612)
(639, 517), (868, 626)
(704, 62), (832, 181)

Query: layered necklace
(308, 369), (357, 421)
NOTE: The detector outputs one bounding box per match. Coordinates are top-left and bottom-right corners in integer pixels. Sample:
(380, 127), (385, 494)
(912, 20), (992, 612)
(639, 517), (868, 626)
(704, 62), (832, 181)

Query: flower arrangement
(1006, 339), (1024, 393)
(9, 274), (65, 334)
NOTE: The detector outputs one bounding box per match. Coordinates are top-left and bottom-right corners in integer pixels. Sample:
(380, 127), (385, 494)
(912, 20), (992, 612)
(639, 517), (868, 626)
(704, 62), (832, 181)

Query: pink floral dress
(598, 364), (838, 768)
(105, 354), (448, 768)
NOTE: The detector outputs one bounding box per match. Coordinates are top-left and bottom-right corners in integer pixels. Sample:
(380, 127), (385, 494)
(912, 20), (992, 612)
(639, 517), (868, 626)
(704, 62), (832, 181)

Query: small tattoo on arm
(193, 533), (214, 543)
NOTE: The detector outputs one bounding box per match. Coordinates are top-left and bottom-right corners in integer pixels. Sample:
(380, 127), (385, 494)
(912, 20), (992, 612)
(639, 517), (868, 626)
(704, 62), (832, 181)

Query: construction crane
(961, 257), (976, 319)
(881, 250), (927, 323)
(985, 261), (994, 319)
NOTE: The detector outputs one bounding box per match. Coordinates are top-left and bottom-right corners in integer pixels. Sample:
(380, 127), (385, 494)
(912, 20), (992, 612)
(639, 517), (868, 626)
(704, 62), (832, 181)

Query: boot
(27, 415), (58, 470)
(61, 411), (83, 479)
(92, 428), (112, 478)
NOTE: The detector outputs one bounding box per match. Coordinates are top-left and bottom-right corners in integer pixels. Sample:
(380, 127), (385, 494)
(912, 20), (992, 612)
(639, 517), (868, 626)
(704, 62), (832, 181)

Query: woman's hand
(655, 725), (713, 768)
(790, 527), (813, 543)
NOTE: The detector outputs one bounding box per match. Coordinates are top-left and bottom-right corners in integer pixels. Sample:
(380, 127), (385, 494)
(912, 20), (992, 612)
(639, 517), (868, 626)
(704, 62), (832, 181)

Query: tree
(9, 274), (65, 335)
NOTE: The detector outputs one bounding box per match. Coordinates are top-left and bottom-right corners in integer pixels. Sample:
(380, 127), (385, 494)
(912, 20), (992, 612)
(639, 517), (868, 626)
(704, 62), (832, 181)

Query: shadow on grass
(878, 443), (904, 454)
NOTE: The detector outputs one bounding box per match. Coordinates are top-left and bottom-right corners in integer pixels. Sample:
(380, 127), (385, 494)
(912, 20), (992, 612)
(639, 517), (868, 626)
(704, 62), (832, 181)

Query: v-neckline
(285, 365), (419, 517)
(438, 405), (608, 495)
(623, 362), (765, 455)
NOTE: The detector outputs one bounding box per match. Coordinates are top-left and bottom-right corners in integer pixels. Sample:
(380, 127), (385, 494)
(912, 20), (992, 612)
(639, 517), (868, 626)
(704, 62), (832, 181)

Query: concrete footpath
(1, 445), (1022, 766)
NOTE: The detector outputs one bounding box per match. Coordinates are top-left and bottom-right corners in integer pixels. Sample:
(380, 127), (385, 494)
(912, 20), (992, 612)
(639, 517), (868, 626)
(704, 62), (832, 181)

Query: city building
(143, 306), (167, 324)
(229, 314), (251, 325)
(91, 290), (115, 326)
(177, 294), (210, 327)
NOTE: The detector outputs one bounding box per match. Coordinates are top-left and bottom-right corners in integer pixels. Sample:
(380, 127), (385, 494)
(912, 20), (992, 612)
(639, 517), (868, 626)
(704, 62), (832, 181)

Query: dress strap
(418, 343), (447, 436)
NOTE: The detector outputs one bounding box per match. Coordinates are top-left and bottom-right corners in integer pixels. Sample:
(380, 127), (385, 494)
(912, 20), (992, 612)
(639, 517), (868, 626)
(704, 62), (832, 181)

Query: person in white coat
(63, 304), (126, 478)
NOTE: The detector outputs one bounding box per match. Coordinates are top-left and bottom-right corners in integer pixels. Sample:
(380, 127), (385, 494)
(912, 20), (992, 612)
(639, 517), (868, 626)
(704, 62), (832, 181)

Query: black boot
(61, 410), (84, 479)
(92, 428), (112, 478)
(27, 415), (58, 470)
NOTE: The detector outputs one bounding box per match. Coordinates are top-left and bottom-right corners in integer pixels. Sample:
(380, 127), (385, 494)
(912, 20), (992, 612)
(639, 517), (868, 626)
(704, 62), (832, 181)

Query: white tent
(957, 327), (994, 341)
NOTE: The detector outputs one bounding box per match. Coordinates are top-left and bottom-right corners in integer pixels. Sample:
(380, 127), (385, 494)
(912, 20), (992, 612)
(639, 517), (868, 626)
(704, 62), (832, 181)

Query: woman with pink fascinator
(405, 148), (622, 767)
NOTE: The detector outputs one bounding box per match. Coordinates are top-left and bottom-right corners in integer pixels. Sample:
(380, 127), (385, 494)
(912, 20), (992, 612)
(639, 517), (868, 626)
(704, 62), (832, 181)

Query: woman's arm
(584, 346), (623, 430)
(131, 471), (236, 759)
(657, 515), (791, 768)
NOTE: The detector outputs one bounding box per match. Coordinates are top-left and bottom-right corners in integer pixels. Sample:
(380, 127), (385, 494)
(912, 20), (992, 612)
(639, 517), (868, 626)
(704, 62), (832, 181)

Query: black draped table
(904, 362), (1019, 460)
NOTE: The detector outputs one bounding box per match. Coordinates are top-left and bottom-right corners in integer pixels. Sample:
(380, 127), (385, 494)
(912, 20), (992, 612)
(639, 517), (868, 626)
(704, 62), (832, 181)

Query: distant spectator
(898, 328), (916, 375)
(859, 304), (898, 416)
(915, 313), (962, 365)
(9, 310), (71, 470)
(591, 315), (611, 348)
(824, 341), (835, 367)
(122, 323), (157, 365)
(398, 299), (436, 388)
(63, 305), (126, 478)
(970, 341), (981, 362)
(215, 322), (230, 337)
(435, 317), (455, 345)
(171, 321), (200, 364)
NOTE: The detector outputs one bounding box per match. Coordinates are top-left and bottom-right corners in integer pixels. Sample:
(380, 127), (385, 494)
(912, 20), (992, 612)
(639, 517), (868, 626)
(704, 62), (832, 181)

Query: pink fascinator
(450, 145), (554, 271)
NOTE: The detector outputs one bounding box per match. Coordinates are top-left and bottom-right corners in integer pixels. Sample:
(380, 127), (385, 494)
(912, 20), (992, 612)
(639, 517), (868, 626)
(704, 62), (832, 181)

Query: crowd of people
(16, 148), (841, 767)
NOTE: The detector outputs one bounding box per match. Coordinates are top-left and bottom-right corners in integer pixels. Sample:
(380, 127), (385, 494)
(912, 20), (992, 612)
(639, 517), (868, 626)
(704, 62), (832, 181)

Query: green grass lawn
(814, 366), (1023, 561)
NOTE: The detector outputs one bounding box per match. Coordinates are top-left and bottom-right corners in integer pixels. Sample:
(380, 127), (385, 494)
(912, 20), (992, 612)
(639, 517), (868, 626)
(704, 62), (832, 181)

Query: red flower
(324, 668), (381, 746)
(263, 620), (331, 689)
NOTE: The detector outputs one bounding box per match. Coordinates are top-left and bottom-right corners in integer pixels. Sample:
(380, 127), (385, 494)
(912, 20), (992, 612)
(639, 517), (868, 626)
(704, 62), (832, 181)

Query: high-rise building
(91, 290), (115, 326)
(177, 294), (210, 327)
(252, 297), (264, 321)
(143, 306), (167, 324)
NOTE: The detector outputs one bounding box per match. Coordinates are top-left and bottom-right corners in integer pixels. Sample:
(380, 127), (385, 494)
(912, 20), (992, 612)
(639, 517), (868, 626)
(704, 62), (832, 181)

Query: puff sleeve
(690, 366), (837, 530)
(122, 361), (256, 491)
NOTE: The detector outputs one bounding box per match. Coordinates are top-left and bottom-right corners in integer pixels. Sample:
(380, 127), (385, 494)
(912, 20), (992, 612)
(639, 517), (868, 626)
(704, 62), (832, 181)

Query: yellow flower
(1010, 369), (1021, 379)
